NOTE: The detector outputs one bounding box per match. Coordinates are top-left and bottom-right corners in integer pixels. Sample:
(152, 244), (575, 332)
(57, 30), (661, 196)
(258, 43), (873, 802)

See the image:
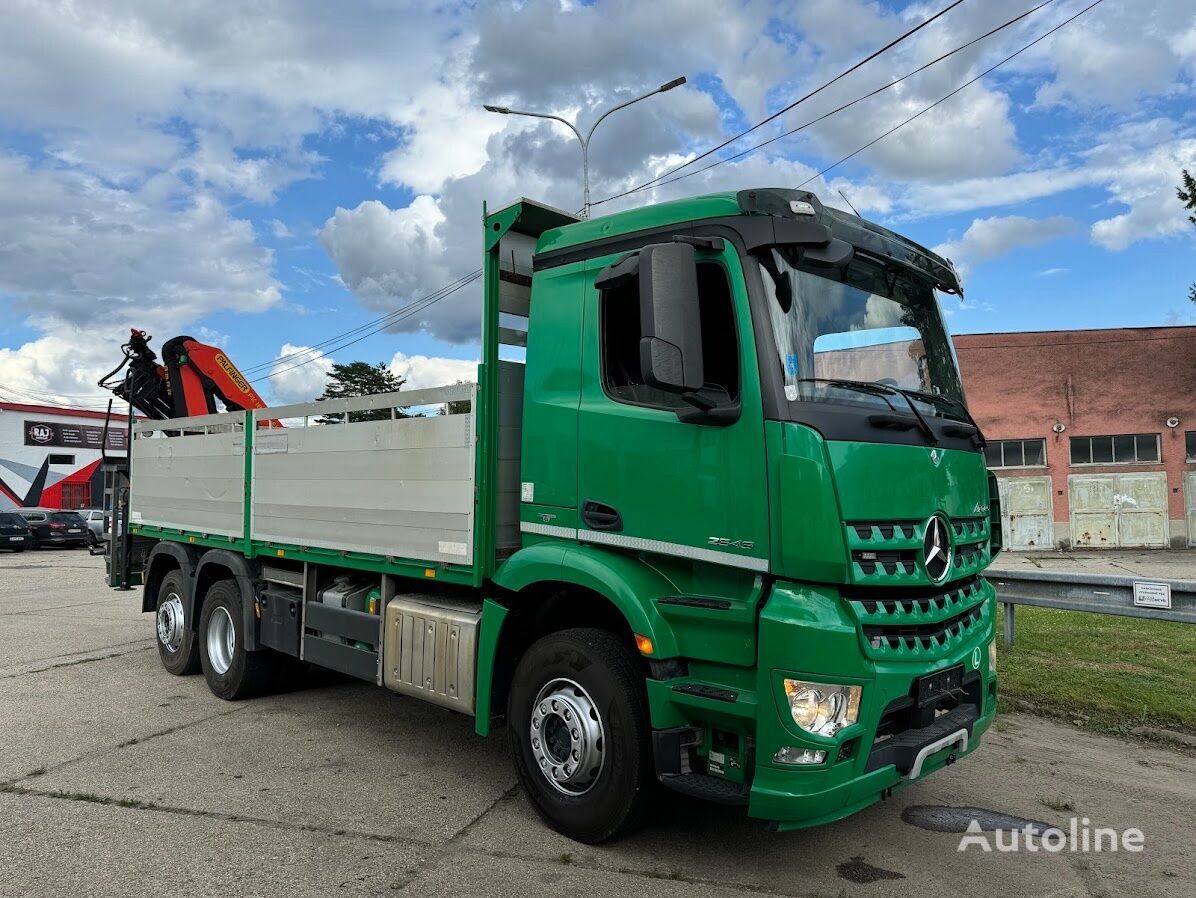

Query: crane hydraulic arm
(100, 329), (279, 424)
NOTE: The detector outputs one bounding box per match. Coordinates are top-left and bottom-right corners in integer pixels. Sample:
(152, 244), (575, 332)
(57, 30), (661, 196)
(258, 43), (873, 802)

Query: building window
(1070, 434), (1160, 466)
(984, 438), (1046, 468)
(1187, 431), (1196, 462)
(600, 259), (739, 411)
(47, 454), (76, 466)
(60, 483), (90, 509)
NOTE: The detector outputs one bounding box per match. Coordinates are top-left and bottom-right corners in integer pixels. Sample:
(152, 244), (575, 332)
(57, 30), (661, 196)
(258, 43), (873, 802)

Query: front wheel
(507, 628), (652, 844)
(198, 579), (278, 700)
(155, 570), (200, 675)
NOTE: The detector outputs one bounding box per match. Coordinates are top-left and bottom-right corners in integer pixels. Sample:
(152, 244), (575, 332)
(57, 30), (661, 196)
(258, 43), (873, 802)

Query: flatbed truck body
(111, 187), (1001, 843)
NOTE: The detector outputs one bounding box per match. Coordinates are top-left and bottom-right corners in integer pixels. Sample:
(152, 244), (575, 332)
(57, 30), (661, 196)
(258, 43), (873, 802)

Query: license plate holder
(915, 664), (963, 708)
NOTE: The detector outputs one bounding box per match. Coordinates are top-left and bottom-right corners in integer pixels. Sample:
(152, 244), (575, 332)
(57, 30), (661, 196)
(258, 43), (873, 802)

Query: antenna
(838, 189), (861, 217)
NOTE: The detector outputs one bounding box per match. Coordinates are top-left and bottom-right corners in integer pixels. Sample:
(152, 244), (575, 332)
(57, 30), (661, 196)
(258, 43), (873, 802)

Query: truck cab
(489, 187), (998, 833)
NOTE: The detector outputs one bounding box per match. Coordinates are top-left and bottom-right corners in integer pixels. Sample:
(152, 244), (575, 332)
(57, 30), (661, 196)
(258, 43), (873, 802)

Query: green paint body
(139, 190), (998, 829)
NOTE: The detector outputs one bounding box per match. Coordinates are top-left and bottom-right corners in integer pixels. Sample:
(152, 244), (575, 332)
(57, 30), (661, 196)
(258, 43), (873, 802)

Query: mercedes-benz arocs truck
(105, 187), (1002, 843)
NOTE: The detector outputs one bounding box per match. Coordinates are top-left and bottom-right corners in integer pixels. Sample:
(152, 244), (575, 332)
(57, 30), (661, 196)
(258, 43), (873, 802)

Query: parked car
(16, 508), (88, 549)
(0, 511), (32, 552)
(76, 508), (107, 546)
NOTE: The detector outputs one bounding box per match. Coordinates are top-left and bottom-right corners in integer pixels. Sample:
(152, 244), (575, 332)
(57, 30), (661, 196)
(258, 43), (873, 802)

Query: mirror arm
(673, 235), (725, 252)
(677, 401), (741, 426)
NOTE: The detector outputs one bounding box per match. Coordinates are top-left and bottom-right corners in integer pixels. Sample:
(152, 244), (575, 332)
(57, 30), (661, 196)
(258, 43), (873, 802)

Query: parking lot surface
(2, 550), (1194, 897)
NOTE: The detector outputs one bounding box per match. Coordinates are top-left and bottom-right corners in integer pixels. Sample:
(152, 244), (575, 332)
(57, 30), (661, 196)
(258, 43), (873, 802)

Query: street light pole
(484, 76), (686, 218)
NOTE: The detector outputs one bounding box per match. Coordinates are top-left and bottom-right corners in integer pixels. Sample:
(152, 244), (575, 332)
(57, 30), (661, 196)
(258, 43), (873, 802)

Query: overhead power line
(615, 0), (969, 198)
(240, 268), (483, 375)
(593, 0), (1059, 204)
(252, 269), (483, 383)
(796, 0), (1106, 188)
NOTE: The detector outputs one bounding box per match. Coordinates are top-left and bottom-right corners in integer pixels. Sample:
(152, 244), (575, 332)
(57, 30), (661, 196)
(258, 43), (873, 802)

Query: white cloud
(933, 215), (1075, 275)
(317, 196), (483, 343)
(1031, 0), (1196, 108)
(0, 153), (280, 398)
(266, 344), (334, 406)
(389, 352), (478, 391)
(1087, 135), (1196, 251)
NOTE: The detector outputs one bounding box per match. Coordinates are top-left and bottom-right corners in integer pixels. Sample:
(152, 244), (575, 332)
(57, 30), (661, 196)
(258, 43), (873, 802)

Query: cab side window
(600, 261), (739, 410)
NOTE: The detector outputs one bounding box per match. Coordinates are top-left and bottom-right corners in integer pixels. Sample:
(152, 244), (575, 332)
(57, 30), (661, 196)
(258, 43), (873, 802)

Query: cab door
(575, 240), (769, 574)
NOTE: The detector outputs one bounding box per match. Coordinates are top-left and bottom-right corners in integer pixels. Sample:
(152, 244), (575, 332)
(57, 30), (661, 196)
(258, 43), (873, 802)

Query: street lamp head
(659, 76), (687, 93)
(483, 104), (511, 114)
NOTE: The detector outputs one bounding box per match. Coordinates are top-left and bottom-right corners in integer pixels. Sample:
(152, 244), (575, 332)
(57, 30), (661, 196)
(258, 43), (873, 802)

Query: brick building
(954, 326), (1196, 550)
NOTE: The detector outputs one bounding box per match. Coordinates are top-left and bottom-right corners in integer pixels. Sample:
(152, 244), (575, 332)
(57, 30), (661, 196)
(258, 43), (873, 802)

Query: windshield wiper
(896, 387), (987, 448)
(793, 378), (938, 446)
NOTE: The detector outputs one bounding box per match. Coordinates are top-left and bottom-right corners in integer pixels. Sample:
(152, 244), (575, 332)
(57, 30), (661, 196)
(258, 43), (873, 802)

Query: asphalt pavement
(1, 549), (1193, 897)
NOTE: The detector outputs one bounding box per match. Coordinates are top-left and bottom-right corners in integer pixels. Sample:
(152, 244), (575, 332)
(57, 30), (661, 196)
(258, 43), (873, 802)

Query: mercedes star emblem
(923, 514), (952, 583)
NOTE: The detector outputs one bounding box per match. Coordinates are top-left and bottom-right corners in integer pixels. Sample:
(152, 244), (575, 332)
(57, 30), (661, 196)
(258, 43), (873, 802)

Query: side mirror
(637, 243), (704, 394)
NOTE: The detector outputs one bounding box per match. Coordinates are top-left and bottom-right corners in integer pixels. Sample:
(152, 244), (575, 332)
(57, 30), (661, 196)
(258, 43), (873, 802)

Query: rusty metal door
(1068, 473), (1167, 548)
(1186, 471), (1196, 548)
(997, 476), (1053, 550)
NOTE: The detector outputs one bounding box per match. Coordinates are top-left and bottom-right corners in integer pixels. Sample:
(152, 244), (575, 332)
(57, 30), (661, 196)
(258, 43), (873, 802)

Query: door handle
(582, 500), (623, 532)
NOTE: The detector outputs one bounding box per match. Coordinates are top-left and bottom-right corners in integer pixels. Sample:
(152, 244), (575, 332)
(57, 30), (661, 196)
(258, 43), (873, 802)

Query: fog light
(774, 746), (826, 765)
(988, 638), (998, 674)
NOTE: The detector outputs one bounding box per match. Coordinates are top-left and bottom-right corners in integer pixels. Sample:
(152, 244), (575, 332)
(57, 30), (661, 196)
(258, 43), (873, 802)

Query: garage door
(997, 476), (1053, 550)
(1186, 471), (1196, 548)
(1068, 473), (1168, 548)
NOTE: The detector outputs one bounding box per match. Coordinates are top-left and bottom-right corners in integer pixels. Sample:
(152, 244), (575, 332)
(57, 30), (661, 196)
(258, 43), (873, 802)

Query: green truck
(108, 187), (1001, 843)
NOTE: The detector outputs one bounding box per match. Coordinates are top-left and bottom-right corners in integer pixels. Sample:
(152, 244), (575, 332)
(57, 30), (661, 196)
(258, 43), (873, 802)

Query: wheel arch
(142, 542), (200, 614)
(478, 541), (680, 735)
(193, 549), (261, 651)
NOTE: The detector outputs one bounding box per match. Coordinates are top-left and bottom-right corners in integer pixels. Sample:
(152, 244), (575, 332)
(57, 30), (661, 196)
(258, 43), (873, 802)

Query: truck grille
(845, 515), (990, 586)
(845, 576), (993, 660)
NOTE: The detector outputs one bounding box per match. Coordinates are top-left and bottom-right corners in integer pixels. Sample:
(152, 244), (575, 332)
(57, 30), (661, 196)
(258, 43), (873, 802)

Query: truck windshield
(758, 246), (966, 419)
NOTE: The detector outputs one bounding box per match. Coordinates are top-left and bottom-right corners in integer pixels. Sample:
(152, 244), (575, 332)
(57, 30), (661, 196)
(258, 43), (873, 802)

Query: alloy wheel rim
(529, 678), (605, 796)
(156, 593), (185, 653)
(206, 607), (235, 674)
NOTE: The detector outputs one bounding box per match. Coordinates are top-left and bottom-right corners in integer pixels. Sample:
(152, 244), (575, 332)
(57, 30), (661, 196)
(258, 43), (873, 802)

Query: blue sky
(0, 0), (1192, 410)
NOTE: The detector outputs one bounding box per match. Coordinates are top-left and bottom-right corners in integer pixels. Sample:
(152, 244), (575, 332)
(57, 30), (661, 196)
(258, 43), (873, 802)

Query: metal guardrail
(988, 569), (1196, 646)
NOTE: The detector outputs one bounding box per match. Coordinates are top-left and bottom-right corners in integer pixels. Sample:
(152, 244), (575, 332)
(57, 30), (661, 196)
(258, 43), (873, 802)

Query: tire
(198, 579), (277, 700)
(507, 628), (652, 844)
(155, 570), (200, 675)
(87, 531), (97, 548)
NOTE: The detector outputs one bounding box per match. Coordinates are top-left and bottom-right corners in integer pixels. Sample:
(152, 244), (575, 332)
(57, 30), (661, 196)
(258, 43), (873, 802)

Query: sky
(0, 0), (1193, 411)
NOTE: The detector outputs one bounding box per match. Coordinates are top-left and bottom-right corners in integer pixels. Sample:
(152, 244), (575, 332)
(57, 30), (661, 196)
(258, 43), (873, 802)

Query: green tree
(316, 361), (406, 424)
(440, 380), (474, 416)
(1180, 169), (1196, 306)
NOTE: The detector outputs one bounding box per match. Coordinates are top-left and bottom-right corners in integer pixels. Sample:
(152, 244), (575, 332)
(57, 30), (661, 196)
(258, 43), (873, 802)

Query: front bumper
(649, 577), (997, 825)
(749, 579), (997, 828)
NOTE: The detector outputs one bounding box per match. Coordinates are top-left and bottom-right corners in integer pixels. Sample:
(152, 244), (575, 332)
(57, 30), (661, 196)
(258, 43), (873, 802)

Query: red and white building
(0, 402), (130, 511)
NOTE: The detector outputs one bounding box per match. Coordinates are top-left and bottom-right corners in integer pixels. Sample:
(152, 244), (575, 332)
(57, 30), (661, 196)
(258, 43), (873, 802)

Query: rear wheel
(198, 579), (278, 700)
(155, 571), (199, 675)
(507, 628), (652, 844)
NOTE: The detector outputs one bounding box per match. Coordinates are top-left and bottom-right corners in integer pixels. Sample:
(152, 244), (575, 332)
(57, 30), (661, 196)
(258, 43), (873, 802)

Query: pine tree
(316, 361), (406, 424)
(1179, 169), (1196, 307)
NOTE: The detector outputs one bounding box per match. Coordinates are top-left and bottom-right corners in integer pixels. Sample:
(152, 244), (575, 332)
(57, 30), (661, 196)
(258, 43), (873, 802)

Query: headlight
(783, 679), (862, 737)
(989, 638), (998, 674)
